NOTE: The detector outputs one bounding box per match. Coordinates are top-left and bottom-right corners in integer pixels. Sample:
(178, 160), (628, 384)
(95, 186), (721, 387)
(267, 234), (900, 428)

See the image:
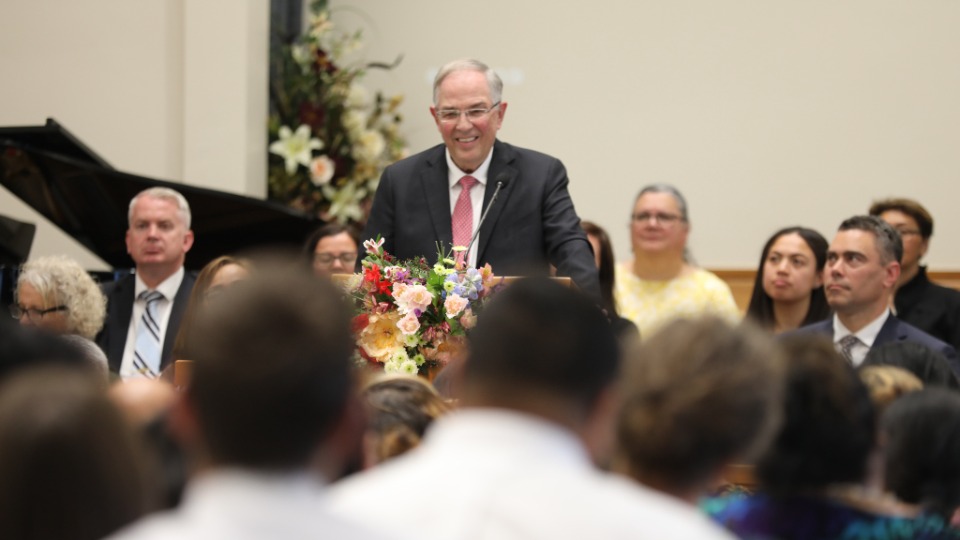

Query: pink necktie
(452, 175), (479, 265)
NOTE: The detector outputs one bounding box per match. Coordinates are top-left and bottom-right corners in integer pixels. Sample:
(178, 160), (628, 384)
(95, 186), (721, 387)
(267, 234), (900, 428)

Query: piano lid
(1, 119), (320, 270)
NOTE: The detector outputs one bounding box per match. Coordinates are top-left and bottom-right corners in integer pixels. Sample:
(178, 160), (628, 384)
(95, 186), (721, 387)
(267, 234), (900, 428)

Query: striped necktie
(133, 290), (165, 378)
(838, 334), (861, 365)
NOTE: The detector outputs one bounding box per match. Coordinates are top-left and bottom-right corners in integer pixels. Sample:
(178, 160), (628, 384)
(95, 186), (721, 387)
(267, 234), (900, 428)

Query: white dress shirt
(330, 409), (735, 540)
(107, 469), (404, 540)
(119, 267), (184, 379)
(446, 149), (493, 267)
(833, 310), (891, 366)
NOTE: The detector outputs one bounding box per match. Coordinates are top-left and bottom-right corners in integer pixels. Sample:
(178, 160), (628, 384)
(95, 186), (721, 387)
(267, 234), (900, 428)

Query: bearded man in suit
(361, 58), (599, 301)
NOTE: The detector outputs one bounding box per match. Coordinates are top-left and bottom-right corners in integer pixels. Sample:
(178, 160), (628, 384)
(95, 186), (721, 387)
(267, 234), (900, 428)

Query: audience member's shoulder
(595, 473), (737, 539)
(107, 503), (409, 540)
(898, 317), (952, 343)
(787, 319), (832, 337)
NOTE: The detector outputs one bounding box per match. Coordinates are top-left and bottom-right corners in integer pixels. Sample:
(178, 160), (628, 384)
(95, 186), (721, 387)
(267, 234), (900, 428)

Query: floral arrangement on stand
(340, 238), (501, 376)
(268, 0), (406, 224)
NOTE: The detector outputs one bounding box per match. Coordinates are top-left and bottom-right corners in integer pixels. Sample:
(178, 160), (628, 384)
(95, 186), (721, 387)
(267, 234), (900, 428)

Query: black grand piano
(0, 118), (320, 304)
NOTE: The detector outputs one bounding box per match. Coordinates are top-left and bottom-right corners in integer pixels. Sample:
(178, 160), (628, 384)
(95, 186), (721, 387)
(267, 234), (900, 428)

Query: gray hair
(128, 187), (192, 229)
(838, 215), (903, 265)
(17, 255), (107, 340)
(634, 183), (690, 222)
(633, 183), (693, 264)
(432, 58), (503, 106)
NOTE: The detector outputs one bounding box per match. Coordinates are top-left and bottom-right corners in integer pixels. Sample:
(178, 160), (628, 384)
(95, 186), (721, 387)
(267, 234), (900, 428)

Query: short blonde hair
(128, 187), (191, 229)
(17, 256), (107, 340)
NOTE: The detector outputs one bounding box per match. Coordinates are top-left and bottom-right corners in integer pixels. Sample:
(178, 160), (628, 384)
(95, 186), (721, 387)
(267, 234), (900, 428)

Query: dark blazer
(96, 272), (196, 374)
(794, 314), (960, 375)
(362, 140), (600, 301)
(894, 266), (960, 352)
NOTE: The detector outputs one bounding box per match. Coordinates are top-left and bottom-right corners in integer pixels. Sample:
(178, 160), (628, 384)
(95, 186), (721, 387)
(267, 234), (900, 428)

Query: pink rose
(396, 311), (421, 335)
(444, 294), (469, 318)
(308, 155), (335, 186)
(395, 284), (433, 314)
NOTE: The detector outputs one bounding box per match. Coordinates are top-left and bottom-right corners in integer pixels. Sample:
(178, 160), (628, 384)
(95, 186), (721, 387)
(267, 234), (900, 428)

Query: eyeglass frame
(434, 101), (502, 123)
(630, 212), (686, 226)
(892, 227), (922, 237)
(10, 304), (68, 322)
(313, 252), (359, 266)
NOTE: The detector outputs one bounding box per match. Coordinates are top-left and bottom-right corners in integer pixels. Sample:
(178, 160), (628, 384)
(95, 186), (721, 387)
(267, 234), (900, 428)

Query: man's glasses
(10, 304), (67, 322)
(893, 227), (922, 237)
(631, 212), (685, 226)
(435, 102), (501, 123)
(314, 252), (358, 266)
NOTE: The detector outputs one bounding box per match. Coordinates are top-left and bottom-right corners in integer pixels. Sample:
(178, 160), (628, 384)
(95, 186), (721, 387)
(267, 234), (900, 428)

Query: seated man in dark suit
(869, 197), (960, 351)
(794, 215), (959, 374)
(362, 58), (600, 301)
(97, 187), (196, 379)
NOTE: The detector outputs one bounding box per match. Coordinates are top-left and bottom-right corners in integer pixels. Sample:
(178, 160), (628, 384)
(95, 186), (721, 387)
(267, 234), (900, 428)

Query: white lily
(269, 124), (323, 175)
(323, 182), (368, 223)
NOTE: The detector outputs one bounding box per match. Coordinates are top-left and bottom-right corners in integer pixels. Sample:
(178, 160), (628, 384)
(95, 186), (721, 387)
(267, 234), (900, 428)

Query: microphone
(464, 173), (511, 266)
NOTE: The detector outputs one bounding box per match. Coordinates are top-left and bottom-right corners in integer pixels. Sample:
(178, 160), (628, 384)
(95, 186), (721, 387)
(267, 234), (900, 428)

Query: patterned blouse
(614, 263), (740, 337)
(703, 493), (960, 540)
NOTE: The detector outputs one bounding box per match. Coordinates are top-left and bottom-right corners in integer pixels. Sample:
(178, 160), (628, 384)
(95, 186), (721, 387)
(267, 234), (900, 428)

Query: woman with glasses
(614, 184), (739, 338)
(13, 255), (106, 340)
(303, 223), (360, 278)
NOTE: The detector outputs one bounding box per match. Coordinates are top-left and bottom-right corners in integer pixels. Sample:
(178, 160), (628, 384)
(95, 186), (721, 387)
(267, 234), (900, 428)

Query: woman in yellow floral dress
(614, 184), (739, 338)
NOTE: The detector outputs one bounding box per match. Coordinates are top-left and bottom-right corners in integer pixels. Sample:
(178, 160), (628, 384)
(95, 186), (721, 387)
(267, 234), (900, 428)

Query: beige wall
(0, 0), (267, 270)
(3, 1), (959, 270)
(333, 0), (960, 269)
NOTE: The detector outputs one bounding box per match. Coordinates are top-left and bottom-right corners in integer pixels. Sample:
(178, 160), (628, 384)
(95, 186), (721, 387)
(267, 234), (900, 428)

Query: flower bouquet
(267, 0), (407, 224)
(341, 238), (501, 376)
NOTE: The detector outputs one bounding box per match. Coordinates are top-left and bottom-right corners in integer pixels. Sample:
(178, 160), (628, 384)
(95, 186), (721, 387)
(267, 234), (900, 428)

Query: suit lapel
(477, 141), (517, 263)
(420, 147), (453, 252)
(106, 275), (136, 373)
(873, 313), (901, 347)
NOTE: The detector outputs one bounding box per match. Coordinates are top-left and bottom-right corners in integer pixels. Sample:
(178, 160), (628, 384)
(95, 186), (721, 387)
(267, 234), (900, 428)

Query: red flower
(351, 314), (370, 333)
(364, 264), (381, 284)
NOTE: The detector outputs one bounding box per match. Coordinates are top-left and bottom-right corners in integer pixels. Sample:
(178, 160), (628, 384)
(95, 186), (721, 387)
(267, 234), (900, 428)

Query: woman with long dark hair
(746, 226), (830, 333)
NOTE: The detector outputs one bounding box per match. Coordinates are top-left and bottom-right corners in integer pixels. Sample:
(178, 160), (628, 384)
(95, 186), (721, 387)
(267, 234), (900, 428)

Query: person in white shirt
(793, 215), (958, 373)
(107, 263), (401, 540)
(330, 277), (736, 540)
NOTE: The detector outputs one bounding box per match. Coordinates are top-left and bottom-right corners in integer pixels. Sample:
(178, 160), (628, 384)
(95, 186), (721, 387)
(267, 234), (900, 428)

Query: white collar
(135, 266), (185, 301)
(445, 148), (493, 189)
(833, 310), (890, 348)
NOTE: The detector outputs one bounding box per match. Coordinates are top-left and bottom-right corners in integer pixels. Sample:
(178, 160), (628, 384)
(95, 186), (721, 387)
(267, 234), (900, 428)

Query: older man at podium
(362, 58), (599, 301)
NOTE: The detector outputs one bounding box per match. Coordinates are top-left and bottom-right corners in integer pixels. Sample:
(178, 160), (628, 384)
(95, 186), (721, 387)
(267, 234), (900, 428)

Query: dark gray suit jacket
(96, 272), (196, 374)
(794, 314), (960, 375)
(362, 140), (600, 301)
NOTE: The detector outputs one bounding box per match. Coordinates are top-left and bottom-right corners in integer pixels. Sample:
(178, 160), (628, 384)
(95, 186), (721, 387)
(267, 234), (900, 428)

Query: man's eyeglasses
(10, 304), (68, 322)
(314, 252), (358, 266)
(893, 227), (922, 237)
(435, 102), (501, 123)
(631, 212), (685, 225)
